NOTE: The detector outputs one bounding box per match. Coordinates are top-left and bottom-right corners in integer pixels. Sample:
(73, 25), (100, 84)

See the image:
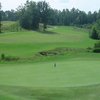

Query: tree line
(1, 1), (100, 31)
(90, 19), (100, 39)
(1, 10), (17, 21)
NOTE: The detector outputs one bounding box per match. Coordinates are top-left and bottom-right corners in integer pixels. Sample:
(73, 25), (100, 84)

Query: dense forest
(0, 1), (100, 25)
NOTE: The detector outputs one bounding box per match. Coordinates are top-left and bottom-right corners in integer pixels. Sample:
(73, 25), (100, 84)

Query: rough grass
(1, 21), (22, 32)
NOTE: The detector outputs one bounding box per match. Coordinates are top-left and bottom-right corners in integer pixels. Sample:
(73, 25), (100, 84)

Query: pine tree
(90, 27), (99, 39)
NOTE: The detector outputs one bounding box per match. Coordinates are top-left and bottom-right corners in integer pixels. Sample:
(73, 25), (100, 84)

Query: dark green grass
(0, 82), (100, 100)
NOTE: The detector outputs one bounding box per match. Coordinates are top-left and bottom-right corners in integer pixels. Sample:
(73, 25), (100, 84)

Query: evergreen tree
(90, 27), (99, 39)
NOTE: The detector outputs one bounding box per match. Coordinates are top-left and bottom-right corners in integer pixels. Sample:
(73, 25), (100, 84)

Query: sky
(1, 0), (100, 12)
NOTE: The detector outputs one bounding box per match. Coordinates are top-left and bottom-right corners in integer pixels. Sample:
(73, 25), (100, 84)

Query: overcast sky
(1, 0), (100, 12)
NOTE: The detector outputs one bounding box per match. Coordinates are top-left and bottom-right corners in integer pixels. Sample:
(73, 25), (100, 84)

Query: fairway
(0, 26), (100, 100)
(0, 26), (95, 58)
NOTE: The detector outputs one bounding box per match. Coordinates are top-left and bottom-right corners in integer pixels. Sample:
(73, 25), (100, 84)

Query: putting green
(0, 60), (100, 87)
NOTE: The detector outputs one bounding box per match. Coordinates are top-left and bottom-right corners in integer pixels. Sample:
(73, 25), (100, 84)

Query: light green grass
(0, 60), (100, 100)
(0, 61), (100, 87)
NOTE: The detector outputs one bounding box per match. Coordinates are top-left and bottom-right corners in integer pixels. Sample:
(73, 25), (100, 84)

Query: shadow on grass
(37, 30), (58, 35)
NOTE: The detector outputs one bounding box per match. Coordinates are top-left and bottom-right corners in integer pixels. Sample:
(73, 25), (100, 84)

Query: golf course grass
(0, 25), (100, 100)
(0, 61), (100, 87)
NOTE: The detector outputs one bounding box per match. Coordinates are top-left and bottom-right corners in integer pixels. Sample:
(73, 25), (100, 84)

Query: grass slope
(0, 26), (100, 100)
(0, 26), (96, 58)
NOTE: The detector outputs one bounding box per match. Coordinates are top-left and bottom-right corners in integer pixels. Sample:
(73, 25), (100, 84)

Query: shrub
(90, 27), (99, 39)
(93, 42), (100, 53)
(94, 42), (100, 48)
(1, 53), (5, 60)
(93, 48), (100, 53)
(0, 53), (19, 61)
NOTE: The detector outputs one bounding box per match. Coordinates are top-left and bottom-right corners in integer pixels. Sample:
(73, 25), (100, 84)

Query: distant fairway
(0, 26), (96, 58)
(0, 26), (100, 100)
